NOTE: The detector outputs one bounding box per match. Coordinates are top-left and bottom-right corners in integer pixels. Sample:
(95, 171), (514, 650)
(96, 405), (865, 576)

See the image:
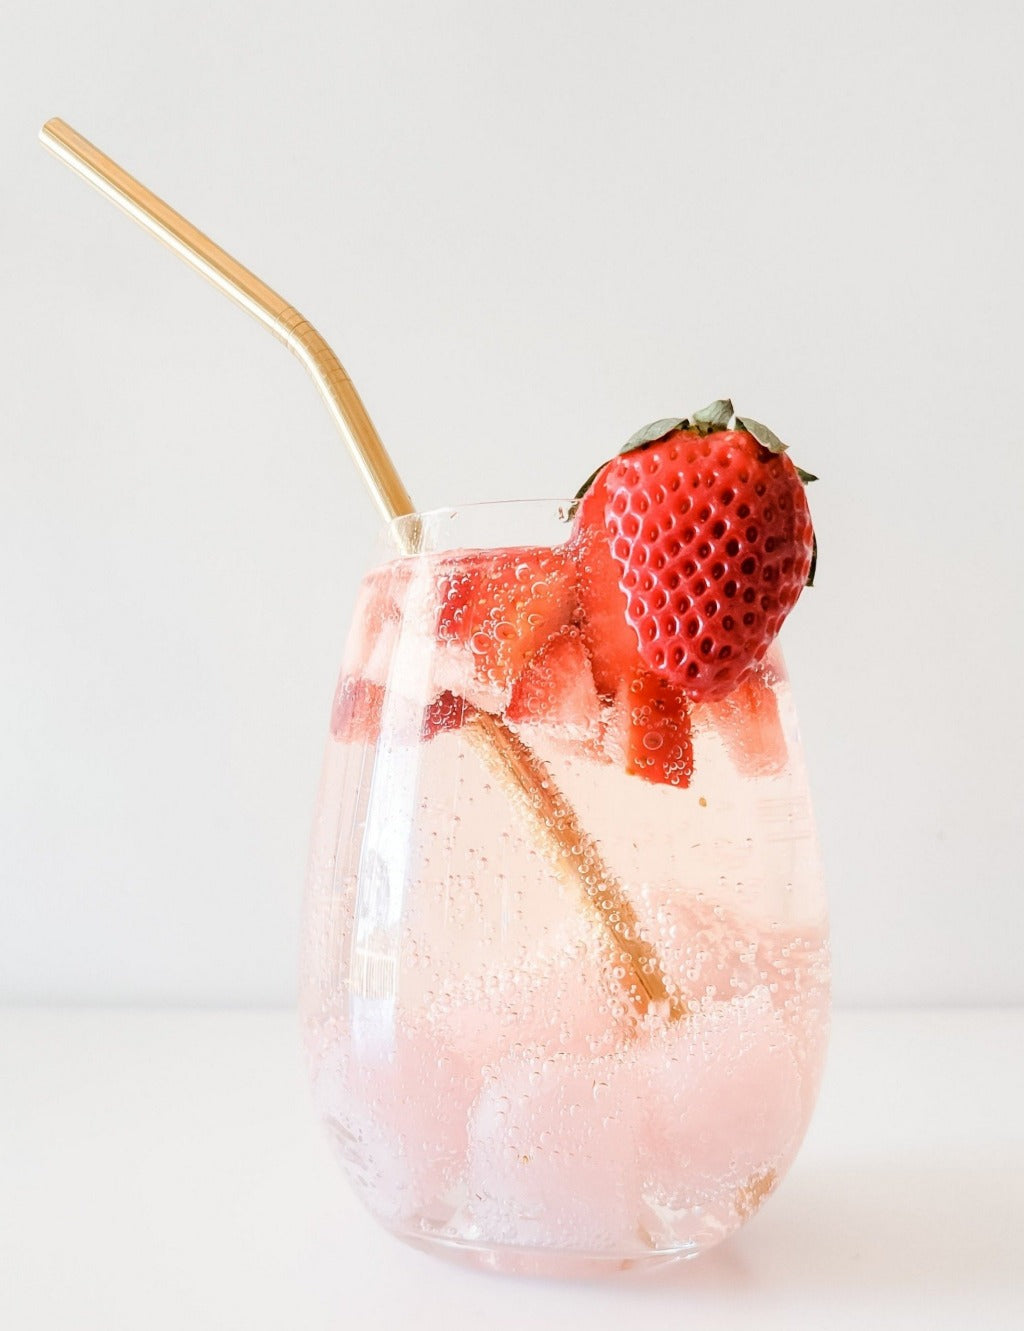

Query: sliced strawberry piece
(570, 473), (638, 698)
(434, 545), (578, 703)
(332, 677), (473, 747)
(506, 629), (603, 733)
(605, 667), (694, 788)
(330, 675), (385, 744)
(694, 667), (787, 777)
(421, 689), (474, 741)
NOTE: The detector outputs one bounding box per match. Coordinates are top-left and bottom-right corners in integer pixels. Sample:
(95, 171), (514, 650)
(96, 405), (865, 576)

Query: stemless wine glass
(300, 499), (829, 1277)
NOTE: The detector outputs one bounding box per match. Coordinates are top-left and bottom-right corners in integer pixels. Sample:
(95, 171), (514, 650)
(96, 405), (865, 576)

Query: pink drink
(301, 501), (829, 1276)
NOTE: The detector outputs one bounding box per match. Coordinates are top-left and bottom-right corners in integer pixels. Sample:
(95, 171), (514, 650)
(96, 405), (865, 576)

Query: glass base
(395, 1228), (702, 1279)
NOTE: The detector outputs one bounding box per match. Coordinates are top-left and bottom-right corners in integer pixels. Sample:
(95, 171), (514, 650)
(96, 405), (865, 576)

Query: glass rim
(385, 497), (577, 554)
(387, 496), (574, 531)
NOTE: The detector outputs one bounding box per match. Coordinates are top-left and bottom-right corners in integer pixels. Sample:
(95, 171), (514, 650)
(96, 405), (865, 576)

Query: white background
(4, 1009), (1021, 1329)
(3, 0), (1022, 1008)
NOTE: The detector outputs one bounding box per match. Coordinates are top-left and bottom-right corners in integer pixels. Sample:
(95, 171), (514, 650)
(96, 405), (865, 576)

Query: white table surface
(2, 1008), (1021, 1330)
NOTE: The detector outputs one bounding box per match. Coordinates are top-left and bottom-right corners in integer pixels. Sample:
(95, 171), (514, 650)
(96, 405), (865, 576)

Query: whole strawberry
(571, 400), (815, 702)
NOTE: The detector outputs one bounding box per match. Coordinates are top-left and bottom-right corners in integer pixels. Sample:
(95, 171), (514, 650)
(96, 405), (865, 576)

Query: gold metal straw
(40, 117), (681, 1022)
(39, 119), (412, 524)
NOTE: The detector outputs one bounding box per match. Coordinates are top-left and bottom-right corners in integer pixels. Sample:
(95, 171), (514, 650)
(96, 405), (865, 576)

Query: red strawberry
(604, 667), (694, 787)
(571, 473), (642, 698)
(571, 402), (814, 702)
(434, 545), (577, 701)
(331, 676), (472, 746)
(694, 664), (788, 777)
(506, 628), (604, 735)
(421, 689), (474, 741)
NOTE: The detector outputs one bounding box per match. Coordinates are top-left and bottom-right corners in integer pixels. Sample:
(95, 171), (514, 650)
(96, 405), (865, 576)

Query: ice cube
(464, 1047), (645, 1253)
(632, 988), (805, 1241)
(341, 561), (411, 682)
(312, 1014), (477, 1228)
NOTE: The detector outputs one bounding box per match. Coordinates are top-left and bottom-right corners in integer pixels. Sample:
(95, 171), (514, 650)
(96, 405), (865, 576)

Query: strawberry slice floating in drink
(506, 628), (601, 733)
(433, 545), (578, 709)
(603, 667), (695, 788)
(693, 661), (789, 778)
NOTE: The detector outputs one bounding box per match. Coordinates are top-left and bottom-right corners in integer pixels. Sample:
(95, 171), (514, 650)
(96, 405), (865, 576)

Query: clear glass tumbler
(300, 499), (829, 1277)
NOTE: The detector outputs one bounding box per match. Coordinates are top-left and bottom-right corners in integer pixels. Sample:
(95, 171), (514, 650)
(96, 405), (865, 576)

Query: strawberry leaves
(620, 399), (735, 455)
(732, 415), (786, 454)
(621, 417), (687, 453)
(692, 398), (734, 432)
(623, 400), (795, 458)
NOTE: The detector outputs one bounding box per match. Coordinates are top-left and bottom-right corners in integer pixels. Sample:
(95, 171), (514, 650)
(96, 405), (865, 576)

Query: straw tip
(39, 117), (67, 145)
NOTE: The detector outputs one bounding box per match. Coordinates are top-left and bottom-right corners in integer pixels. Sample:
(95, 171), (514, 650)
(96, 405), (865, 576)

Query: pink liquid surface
(301, 545), (829, 1275)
